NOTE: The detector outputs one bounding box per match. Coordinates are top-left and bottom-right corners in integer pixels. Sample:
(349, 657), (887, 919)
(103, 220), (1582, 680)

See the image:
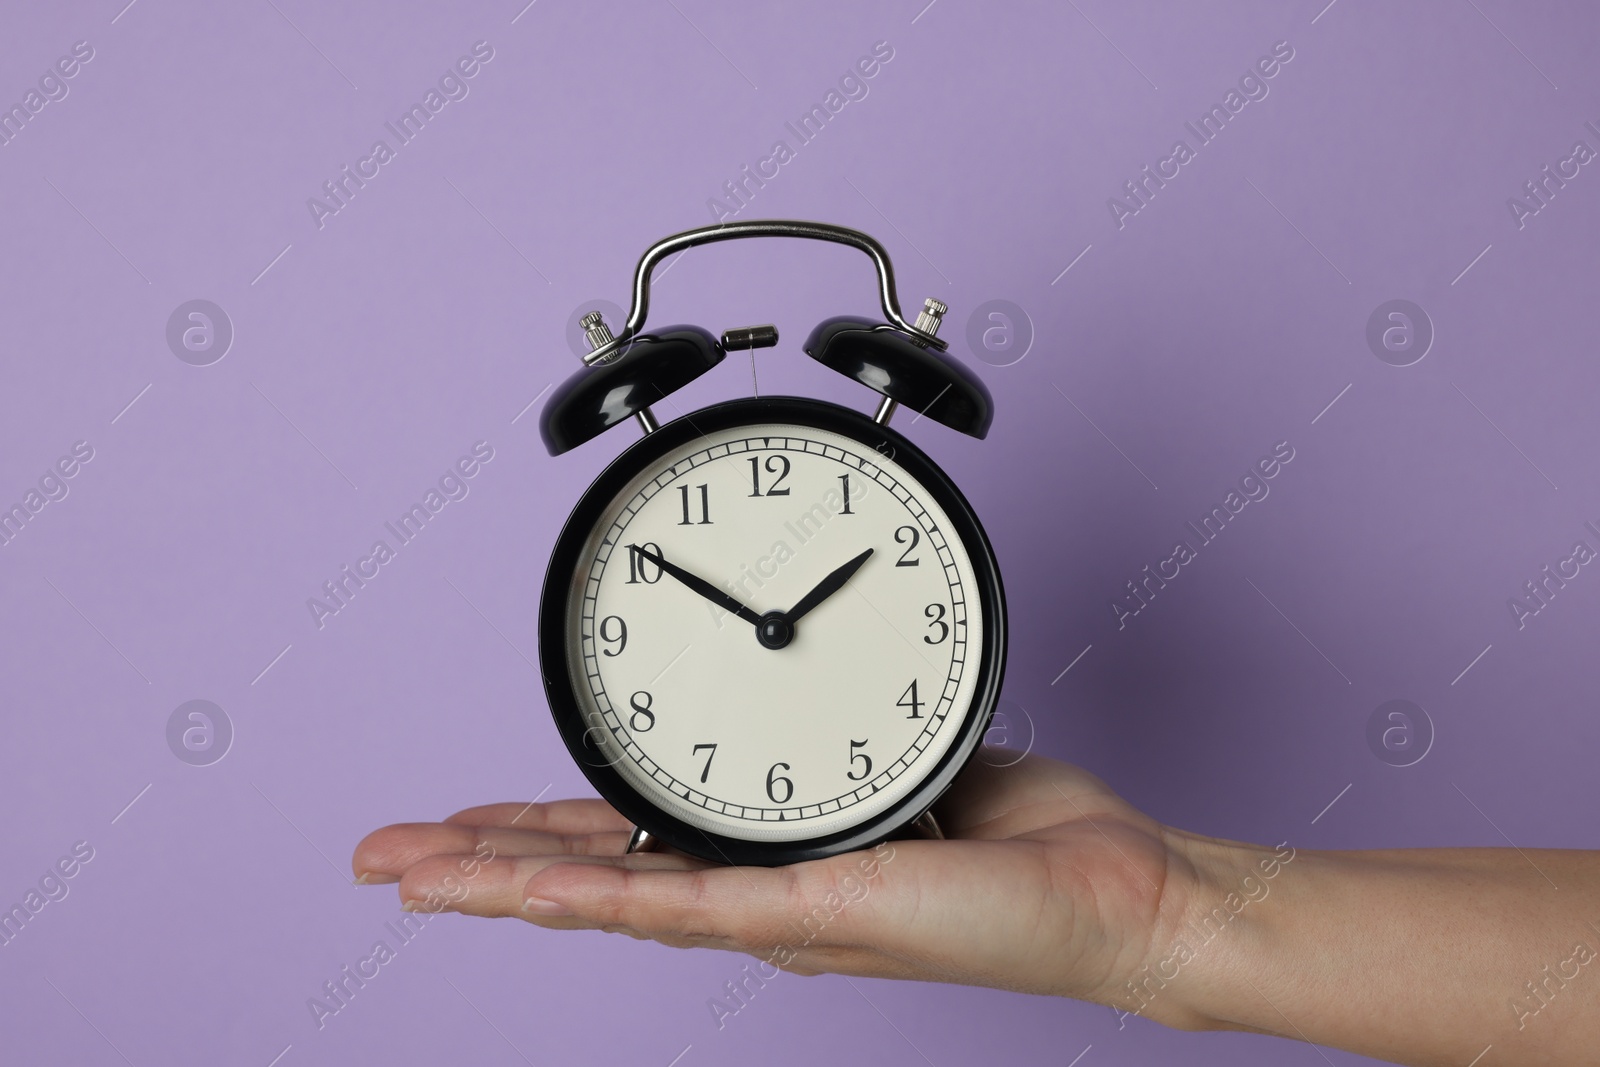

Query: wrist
(1103, 827), (1600, 1063)
(1110, 829), (1302, 1032)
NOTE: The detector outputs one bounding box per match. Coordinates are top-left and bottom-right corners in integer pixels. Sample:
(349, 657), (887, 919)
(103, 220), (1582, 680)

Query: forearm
(1136, 833), (1600, 1066)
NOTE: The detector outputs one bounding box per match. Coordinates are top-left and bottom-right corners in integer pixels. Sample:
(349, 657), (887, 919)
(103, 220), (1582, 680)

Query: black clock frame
(537, 396), (1008, 867)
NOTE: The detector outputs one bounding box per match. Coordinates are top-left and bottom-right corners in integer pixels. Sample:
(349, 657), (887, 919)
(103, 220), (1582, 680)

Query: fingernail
(522, 896), (573, 917)
(400, 899), (430, 913)
(354, 872), (399, 885)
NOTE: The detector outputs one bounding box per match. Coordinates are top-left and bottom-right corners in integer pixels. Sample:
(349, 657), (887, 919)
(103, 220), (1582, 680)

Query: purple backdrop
(3, 1), (1597, 1064)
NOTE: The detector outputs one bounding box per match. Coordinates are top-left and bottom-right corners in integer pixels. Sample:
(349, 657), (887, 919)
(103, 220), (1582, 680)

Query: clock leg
(908, 810), (945, 840)
(626, 825), (660, 854)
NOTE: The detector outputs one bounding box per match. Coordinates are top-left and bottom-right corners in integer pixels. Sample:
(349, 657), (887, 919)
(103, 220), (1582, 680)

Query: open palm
(352, 753), (1194, 1007)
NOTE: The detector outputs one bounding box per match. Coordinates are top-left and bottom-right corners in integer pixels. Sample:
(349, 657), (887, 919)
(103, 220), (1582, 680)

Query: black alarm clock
(537, 220), (1006, 866)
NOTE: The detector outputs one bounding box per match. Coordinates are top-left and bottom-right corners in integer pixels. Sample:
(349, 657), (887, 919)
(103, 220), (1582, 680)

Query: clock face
(541, 398), (1004, 864)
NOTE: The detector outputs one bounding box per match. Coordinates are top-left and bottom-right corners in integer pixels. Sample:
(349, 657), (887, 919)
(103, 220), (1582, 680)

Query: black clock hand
(630, 546), (763, 628)
(785, 548), (874, 625)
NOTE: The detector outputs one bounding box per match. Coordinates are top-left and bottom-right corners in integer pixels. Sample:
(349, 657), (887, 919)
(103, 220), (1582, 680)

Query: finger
(396, 853), (707, 925)
(353, 822), (632, 884)
(444, 798), (632, 835)
(522, 844), (897, 949)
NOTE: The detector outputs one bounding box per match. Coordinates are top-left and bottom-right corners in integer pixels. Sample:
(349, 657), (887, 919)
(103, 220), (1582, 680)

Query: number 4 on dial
(897, 679), (923, 719)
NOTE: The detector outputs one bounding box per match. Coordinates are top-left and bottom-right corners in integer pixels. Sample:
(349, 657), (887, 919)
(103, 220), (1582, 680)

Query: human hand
(351, 752), (1215, 1021)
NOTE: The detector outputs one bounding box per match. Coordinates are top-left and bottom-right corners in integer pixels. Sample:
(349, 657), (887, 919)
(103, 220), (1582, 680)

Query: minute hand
(785, 548), (874, 624)
(631, 546), (763, 628)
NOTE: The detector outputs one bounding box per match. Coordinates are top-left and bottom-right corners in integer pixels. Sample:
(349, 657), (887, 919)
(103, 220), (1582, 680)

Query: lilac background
(3, 1), (1598, 1064)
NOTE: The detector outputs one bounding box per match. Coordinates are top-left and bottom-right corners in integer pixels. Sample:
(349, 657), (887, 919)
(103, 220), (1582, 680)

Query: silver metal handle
(582, 219), (947, 365)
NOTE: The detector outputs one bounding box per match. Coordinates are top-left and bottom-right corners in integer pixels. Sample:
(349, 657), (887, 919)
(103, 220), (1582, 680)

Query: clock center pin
(755, 611), (794, 650)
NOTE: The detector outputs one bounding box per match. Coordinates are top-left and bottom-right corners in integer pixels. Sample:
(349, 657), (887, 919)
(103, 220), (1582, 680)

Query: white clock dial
(564, 421), (983, 842)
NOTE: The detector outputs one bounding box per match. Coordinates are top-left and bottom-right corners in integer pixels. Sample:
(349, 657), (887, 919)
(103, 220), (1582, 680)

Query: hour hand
(630, 546), (763, 628)
(785, 548), (874, 624)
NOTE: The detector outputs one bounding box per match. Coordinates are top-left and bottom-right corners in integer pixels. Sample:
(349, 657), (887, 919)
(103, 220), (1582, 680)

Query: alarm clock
(537, 220), (1006, 866)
